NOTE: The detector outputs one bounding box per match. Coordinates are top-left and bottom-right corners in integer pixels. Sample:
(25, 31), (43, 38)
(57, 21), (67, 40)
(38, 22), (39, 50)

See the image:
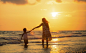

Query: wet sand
(0, 38), (86, 53)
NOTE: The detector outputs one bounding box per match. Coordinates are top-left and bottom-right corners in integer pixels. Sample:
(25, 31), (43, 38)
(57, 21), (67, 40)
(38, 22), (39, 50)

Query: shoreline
(0, 43), (86, 53)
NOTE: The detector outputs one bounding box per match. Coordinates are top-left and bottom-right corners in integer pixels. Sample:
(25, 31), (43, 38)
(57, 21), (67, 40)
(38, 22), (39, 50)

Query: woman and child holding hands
(21, 18), (52, 47)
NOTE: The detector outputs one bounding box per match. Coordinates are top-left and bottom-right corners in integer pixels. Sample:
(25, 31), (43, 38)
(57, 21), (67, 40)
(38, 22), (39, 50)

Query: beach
(0, 0), (86, 53)
(0, 30), (86, 53)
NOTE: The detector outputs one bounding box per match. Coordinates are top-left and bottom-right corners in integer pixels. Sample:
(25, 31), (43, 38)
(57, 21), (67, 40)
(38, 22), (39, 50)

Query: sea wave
(0, 35), (86, 46)
(0, 35), (86, 40)
(0, 30), (86, 46)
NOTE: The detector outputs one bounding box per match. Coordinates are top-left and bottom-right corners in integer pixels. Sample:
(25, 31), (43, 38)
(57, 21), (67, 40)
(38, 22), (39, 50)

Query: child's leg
(46, 38), (48, 47)
(24, 39), (28, 46)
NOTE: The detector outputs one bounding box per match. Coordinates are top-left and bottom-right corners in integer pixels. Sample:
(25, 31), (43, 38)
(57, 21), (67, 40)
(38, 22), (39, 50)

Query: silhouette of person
(21, 28), (31, 46)
(31, 18), (52, 47)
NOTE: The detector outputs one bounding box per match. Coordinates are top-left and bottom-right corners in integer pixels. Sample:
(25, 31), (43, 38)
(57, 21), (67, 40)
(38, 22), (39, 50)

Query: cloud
(1, 0), (28, 5)
(73, 10), (86, 17)
(47, 0), (62, 5)
(41, 9), (47, 11)
(47, 1), (57, 4)
(1, 0), (41, 5)
(74, 0), (86, 3)
(36, 0), (41, 2)
(65, 14), (72, 17)
(56, 0), (62, 3)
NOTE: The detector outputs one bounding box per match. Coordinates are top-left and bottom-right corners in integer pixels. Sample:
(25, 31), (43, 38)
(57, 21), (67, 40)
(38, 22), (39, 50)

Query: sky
(0, 0), (86, 31)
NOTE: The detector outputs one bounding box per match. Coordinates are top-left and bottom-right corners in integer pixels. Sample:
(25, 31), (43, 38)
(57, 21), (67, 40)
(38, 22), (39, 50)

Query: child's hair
(23, 28), (27, 32)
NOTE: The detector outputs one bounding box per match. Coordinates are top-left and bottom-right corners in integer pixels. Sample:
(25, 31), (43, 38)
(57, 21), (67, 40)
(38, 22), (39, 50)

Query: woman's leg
(42, 39), (44, 45)
(46, 38), (48, 47)
(42, 39), (44, 47)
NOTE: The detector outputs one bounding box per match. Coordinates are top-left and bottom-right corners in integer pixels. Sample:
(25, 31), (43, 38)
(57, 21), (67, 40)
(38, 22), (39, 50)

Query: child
(21, 28), (31, 46)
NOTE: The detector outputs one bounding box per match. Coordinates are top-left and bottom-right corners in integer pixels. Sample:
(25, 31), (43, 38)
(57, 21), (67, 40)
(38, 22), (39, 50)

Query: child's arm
(27, 31), (31, 33)
(21, 34), (23, 40)
(26, 28), (35, 33)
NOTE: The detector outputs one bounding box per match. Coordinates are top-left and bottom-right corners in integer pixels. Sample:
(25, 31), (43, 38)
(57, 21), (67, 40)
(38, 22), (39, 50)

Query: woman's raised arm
(31, 23), (43, 30)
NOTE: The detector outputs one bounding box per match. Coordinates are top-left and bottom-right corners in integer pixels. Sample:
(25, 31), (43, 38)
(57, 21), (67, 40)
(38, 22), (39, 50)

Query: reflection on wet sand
(50, 38), (60, 53)
(52, 39), (58, 41)
(42, 38), (60, 53)
(50, 45), (59, 53)
(24, 45), (28, 48)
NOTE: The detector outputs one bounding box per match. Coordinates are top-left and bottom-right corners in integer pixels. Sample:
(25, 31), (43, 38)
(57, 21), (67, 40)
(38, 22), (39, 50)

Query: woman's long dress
(42, 23), (52, 41)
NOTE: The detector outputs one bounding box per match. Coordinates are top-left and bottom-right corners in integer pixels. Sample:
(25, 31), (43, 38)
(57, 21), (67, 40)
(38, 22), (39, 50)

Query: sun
(51, 12), (58, 17)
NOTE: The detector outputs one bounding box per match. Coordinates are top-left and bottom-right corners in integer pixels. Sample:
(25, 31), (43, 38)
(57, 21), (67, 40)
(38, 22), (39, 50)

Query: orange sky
(0, 0), (86, 31)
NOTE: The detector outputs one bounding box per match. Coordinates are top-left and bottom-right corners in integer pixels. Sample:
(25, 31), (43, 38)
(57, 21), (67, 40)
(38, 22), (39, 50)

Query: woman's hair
(42, 18), (48, 23)
(23, 28), (27, 32)
(42, 18), (49, 28)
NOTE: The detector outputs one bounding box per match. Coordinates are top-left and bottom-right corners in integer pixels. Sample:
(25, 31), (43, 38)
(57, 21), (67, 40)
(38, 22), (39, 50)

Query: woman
(32, 18), (52, 47)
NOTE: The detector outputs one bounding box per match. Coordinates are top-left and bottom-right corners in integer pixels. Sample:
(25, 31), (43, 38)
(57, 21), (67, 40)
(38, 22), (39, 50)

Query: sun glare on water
(52, 39), (58, 41)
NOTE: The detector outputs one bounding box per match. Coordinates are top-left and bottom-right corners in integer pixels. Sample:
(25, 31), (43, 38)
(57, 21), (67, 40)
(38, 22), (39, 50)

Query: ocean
(0, 30), (86, 53)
